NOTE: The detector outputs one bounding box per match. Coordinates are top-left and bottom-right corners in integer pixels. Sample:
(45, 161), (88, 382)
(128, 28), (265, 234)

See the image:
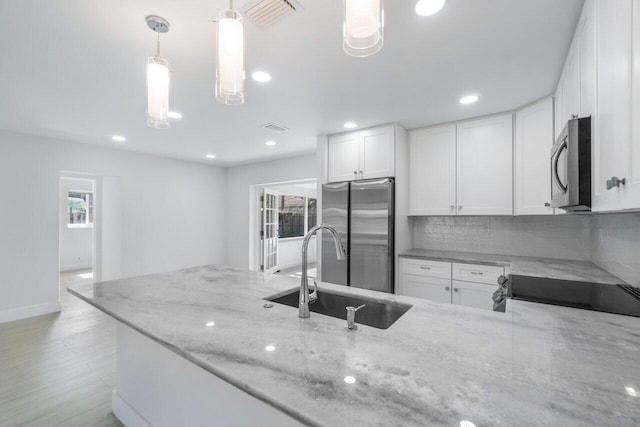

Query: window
(278, 196), (317, 238)
(67, 191), (94, 228)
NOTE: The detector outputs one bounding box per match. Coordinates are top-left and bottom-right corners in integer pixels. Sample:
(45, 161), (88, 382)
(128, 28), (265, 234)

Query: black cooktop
(509, 275), (640, 318)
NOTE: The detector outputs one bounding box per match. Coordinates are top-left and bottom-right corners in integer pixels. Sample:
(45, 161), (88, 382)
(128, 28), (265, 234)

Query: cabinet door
(328, 132), (360, 182)
(399, 274), (451, 304)
(456, 114), (514, 215)
(360, 125), (395, 179)
(514, 98), (555, 215)
(564, 44), (581, 122)
(452, 280), (498, 311)
(579, 0), (596, 118)
(408, 124), (456, 215)
(554, 80), (564, 140)
(593, 0), (638, 211)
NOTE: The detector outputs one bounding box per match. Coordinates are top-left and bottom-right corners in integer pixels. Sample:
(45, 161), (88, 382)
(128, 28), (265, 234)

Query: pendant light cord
(156, 31), (160, 57)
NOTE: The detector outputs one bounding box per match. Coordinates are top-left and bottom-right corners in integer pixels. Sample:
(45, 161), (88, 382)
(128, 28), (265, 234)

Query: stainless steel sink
(265, 288), (412, 330)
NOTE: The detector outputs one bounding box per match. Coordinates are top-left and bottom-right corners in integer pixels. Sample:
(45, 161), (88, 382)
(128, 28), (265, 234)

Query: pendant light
(146, 15), (171, 129)
(343, 0), (384, 57)
(215, 1), (245, 105)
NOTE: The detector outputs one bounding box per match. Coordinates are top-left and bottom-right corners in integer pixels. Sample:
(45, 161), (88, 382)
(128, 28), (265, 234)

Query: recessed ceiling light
(459, 95), (479, 105)
(205, 321), (215, 327)
(626, 386), (638, 397)
(344, 122), (357, 129)
(168, 111), (182, 119)
(112, 135), (126, 142)
(205, 154), (216, 159)
(343, 376), (356, 384)
(251, 71), (272, 83)
(265, 345), (276, 352)
(415, 0), (446, 16)
(265, 140), (277, 146)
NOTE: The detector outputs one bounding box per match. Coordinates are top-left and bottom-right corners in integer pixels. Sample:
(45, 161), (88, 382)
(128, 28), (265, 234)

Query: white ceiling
(0, 0), (584, 166)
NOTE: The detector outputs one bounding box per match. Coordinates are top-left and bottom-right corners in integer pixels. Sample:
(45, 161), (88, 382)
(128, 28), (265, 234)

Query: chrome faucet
(299, 223), (347, 318)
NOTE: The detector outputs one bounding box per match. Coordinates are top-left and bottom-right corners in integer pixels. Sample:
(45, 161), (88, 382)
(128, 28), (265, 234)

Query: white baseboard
(0, 301), (62, 324)
(112, 390), (152, 427)
(60, 262), (92, 272)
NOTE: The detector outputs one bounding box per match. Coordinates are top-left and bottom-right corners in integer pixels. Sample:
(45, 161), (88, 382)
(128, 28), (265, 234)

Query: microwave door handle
(553, 142), (568, 193)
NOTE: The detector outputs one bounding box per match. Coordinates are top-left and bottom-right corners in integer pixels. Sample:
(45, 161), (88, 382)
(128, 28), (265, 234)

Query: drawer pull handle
(454, 288), (459, 292)
(445, 287), (450, 291)
(470, 271), (484, 276)
(420, 266), (431, 270)
(606, 176), (626, 190)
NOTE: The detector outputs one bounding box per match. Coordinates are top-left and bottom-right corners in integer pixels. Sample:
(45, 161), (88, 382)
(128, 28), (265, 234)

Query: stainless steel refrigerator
(321, 178), (394, 293)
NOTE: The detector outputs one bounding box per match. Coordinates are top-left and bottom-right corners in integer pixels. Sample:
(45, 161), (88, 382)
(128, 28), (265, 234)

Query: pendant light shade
(146, 56), (170, 129)
(216, 8), (245, 105)
(145, 16), (171, 129)
(343, 0), (384, 57)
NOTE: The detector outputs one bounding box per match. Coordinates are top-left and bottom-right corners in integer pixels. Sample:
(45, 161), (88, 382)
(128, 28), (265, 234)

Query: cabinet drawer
(400, 258), (451, 279)
(452, 263), (504, 285)
(399, 274), (451, 304)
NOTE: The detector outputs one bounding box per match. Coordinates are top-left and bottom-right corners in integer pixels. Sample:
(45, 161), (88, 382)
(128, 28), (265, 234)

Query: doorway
(59, 176), (96, 294)
(251, 179), (318, 278)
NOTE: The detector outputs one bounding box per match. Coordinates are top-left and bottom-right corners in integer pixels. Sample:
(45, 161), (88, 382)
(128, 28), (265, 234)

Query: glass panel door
(261, 190), (279, 274)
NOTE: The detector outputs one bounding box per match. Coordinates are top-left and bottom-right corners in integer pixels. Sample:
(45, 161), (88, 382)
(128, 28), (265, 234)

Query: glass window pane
(68, 192), (93, 226)
(278, 195), (305, 238)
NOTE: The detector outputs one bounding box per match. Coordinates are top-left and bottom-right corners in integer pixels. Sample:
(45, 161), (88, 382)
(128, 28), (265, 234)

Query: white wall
(276, 238), (317, 271)
(225, 155), (317, 269)
(59, 178), (93, 271)
(0, 130), (227, 323)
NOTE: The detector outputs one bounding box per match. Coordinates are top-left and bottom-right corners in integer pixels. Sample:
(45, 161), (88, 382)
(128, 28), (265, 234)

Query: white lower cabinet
(451, 280), (498, 311)
(400, 275), (452, 304)
(399, 258), (503, 312)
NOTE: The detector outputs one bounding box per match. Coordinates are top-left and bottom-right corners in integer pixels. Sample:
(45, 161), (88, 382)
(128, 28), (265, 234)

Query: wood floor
(0, 270), (122, 427)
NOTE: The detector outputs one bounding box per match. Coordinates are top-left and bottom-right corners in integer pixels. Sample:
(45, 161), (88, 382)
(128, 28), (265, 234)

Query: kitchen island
(68, 265), (640, 427)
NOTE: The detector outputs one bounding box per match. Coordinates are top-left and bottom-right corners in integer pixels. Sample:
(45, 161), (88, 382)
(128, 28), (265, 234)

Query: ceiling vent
(263, 122), (290, 132)
(242, 0), (303, 29)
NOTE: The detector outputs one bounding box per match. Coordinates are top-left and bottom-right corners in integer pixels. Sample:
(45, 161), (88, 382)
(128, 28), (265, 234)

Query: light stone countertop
(400, 249), (627, 285)
(68, 265), (640, 427)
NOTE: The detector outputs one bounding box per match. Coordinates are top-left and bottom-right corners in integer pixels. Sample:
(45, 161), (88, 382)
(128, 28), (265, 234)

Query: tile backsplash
(590, 212), (640, 286)
(412, 215), (592, 260)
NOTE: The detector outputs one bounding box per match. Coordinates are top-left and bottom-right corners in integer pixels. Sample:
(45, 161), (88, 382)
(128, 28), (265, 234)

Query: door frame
(248, 179), (317, 272)
(59, 172), (97, 296)
(59, 171), (123, 298)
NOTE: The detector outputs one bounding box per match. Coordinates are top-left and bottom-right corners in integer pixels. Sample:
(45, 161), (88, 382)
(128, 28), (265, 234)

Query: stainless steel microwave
(550, 117), (591, 212)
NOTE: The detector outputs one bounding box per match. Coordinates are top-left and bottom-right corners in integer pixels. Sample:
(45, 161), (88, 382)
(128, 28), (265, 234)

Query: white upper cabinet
(552, 0), (640, 212)
(579, 0), (596, 118)
(328, 125), (395, 182)
(456, 114), (514, 215)
(359, 126), (396, 179)
(408, 114), (513, 216)
(514, 98), (555, 215)
(555, 1), (595, 137)
(408, 124), (456, 215)
(327, 132), (360, 182)
(592, 0), (640, 211)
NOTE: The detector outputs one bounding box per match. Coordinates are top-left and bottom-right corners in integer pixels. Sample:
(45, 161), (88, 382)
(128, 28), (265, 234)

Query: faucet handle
(309, 280), (318, 303)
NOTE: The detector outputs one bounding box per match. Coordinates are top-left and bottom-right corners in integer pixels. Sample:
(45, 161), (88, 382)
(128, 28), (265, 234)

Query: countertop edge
(66, 286), (322, 427)
(398, 252), (510, 267)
